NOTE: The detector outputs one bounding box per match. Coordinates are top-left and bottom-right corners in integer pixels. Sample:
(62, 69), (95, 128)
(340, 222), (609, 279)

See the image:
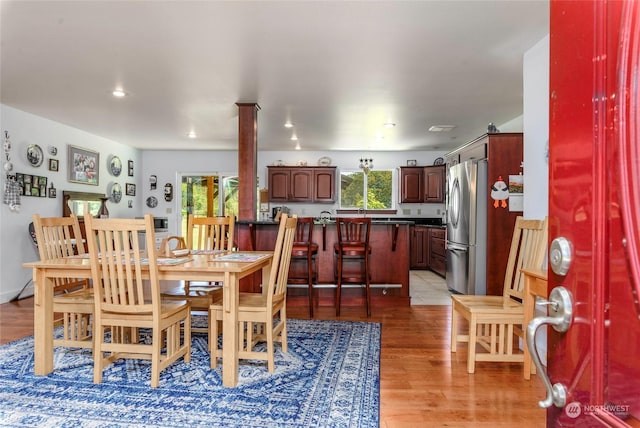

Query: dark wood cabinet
(424, 166), (445, 203)
(399, 165), (445, 203)
(409, 225), (446, 276)
(312, 168), (336, 202)
(428, 228), (446, 277)
(268, 166), (336, 203)
(400, 167), (424, 203)
(410, 226), (429, 269)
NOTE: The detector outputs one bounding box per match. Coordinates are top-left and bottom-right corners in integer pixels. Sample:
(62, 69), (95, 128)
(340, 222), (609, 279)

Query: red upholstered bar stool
(334, 217), (372, 317)
(287, 217), (319, 317)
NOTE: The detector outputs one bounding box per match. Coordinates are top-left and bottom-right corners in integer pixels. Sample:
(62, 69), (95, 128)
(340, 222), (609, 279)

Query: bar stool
(334, 217), (372, 317)
(288, 217), (319, 317)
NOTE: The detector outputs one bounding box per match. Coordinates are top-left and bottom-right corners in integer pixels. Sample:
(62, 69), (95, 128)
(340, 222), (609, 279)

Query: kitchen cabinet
(428, 227), (446, 277)
(410, 225), (446, 276)
(268, 166), (336, 203)
(399, 165), (445, 203)
(410, 225), (429, 269)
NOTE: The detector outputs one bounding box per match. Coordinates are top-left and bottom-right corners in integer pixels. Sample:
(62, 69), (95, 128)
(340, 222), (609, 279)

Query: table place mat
(213, 253), (270, 262)
(150, 257), (192, 265)
(190, 249), (226, 255)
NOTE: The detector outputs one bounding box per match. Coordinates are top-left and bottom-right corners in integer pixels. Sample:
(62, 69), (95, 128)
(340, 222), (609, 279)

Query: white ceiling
(0, 1), (549, 152)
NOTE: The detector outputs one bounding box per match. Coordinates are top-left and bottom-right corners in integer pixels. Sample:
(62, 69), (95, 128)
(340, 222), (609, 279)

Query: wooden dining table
(23, 251), (273, 388)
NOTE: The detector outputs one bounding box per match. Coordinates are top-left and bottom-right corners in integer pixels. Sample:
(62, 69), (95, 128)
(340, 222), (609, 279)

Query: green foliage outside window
(340, 170), (392, 209)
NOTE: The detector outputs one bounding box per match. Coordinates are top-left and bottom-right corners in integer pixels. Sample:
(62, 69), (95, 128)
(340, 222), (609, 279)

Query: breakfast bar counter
(235, 219), (411, 307)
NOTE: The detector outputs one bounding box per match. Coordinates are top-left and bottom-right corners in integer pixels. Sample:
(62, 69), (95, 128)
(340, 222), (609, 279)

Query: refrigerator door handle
(447, 244), (468, 252)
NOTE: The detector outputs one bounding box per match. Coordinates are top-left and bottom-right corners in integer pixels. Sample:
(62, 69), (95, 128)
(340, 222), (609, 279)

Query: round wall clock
(109, 156), (122, 176)
(26, 144), (44, 167)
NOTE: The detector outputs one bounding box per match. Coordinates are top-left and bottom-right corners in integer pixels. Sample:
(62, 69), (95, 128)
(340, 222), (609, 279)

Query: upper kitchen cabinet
(399, 165), (445, 203)
(268, 166), (336, 203)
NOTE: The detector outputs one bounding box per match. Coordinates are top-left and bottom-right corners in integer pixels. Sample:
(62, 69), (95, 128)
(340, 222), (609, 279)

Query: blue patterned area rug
(0, 319), (380, 427)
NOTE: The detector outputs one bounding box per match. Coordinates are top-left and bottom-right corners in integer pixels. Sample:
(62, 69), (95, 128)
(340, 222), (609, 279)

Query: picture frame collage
(15, 173), (49, 198)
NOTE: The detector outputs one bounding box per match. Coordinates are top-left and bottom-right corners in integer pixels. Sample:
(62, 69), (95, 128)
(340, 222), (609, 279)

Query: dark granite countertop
(237, 217), (443, 226)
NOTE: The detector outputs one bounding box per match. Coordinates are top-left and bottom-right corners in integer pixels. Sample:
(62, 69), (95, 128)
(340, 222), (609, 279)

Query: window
(180, 174), (238, 236)
(340, 170), (393, 209)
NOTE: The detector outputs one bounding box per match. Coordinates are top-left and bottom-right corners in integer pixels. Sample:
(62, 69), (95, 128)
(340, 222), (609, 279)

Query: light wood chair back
(209, 213), (298, 372)
(31, 213), (93, 349)
(162, 215), (235, 321)
(187, 214), (235, 251)
(502, 217), (549, 307)
(85, 214), (191, 388)
(450, 216), (548, 374)
(266, 213), (298, 305)
(32, 213), (89, 294)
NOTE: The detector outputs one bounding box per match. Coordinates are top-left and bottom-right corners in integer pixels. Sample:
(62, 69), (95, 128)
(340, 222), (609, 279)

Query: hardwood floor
(0, 298), (546, 427)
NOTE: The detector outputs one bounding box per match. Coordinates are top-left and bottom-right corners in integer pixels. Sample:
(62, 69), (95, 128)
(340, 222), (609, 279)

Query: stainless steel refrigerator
(445, 160), (487, 295)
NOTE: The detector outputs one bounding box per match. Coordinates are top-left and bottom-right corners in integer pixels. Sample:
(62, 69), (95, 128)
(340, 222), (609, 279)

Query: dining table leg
(221, 271), (239, 387)
(33, 267), (54, 375)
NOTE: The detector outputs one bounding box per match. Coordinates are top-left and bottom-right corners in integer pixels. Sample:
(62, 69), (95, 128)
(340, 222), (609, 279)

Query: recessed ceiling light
(429, 125), (456, 132)
(284, 122), (293, 128)
(383, 122), (396, 128)
(112, 89), (127, 97)
(187, 131), (197, 139)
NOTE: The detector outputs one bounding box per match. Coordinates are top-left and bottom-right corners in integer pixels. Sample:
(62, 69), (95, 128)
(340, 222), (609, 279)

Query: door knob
(527, 286), (573, 408)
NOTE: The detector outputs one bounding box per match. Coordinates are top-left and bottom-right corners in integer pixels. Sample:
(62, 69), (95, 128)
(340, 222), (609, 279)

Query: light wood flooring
(0, 288), (546, 427)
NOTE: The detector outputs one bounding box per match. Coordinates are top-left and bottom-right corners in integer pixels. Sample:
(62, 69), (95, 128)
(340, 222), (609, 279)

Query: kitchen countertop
(237, 217), (443, 226)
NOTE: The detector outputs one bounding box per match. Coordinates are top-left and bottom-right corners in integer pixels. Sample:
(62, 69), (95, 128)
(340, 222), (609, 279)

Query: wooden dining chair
(162, 215), (235, 332)
(334, 217), (372, 317)
(85, 214), (191, 388)
(32, 214), (93, 349)
(209, 213), (297, 372)
(450, 216), (548, 373)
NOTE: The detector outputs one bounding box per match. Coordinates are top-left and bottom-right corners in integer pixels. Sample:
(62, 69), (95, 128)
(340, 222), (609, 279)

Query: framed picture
(128, 160), (134, 177)
(48, 187), (57, 198)
(68, 145), (99, 185)
(126, 183), (136, 196)
(406, 159), (417, 167)
(48, 158), (59, 172)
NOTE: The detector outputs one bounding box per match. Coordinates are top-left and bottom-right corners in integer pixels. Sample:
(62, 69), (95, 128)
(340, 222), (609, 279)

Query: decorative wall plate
(26, 144), (44, 167)
(109, 156), (122, 176)
(146, 196), (158, 208)
(317, 156), (332, 166)
(433, 157), (444, 166)
(110, 183), (122, 203)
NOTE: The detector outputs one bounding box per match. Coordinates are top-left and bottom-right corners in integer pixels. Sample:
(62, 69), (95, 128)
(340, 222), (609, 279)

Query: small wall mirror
(62, 191), (106, 218)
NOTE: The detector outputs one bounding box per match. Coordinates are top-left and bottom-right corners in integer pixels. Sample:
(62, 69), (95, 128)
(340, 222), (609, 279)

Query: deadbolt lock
(550, 237), (572, 276)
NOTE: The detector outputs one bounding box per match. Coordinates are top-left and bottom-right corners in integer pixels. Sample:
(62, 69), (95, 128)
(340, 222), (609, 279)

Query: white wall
(0, 105), (141, 302)
(522, 35), (550, 365)
(523, 35), (550, 219)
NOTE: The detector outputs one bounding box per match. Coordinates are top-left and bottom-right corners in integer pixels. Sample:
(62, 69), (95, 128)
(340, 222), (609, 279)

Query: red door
(541, 0), (640, 426)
